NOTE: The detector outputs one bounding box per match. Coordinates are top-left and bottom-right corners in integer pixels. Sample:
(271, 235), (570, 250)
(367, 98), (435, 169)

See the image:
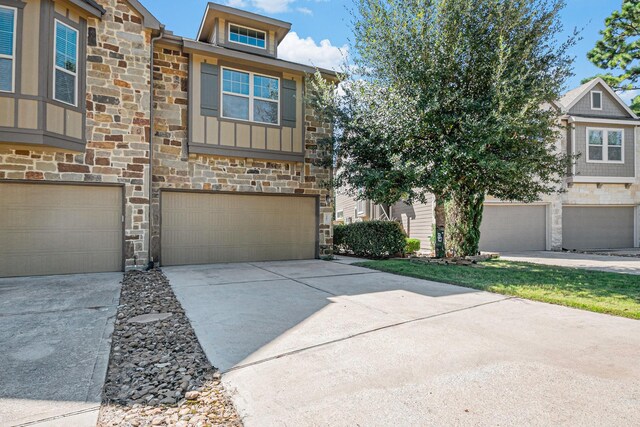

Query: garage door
(161, 192), (317, 265)
(0, 183), (123, 277)
(480, 204), (547, 252)
(563, 206), (634, 250)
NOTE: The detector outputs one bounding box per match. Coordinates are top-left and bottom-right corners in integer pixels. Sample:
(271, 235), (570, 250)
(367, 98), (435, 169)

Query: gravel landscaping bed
(98, 270), (241, 427)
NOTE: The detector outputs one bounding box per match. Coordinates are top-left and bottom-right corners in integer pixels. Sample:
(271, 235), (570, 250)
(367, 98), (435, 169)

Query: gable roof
(557, 77), (638, 119)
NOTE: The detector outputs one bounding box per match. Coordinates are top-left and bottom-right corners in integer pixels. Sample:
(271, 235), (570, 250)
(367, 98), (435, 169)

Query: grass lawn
(354, 259), (640, 320)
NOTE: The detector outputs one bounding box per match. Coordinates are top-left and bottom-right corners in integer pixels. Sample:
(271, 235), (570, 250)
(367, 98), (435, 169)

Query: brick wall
(148, 44), (334, 263)
(0, 0), (152, 268)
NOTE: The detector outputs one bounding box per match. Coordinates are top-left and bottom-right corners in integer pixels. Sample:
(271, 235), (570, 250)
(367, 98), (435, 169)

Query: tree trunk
(445, 190), (485, 257)
(433, 194), (446, 258)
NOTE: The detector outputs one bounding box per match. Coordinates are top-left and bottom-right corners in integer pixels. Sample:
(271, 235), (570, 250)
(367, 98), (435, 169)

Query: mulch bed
(98, 269), (242, 427)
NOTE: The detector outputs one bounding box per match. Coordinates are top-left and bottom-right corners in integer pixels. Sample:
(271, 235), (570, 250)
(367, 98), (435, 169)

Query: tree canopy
(310, 0), (573, 255)
(585, 0), (640, 112)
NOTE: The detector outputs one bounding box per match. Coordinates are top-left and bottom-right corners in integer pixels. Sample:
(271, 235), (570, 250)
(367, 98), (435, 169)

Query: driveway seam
(223, 295), (515, 374)
(169, 277), (286, 289)
(12, 406), (100, 427)
(0, 305), (117, 317)
(247, 263), (337, 296)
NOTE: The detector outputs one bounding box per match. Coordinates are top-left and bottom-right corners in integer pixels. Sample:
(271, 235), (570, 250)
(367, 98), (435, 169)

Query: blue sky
(147, 0), (623, 95)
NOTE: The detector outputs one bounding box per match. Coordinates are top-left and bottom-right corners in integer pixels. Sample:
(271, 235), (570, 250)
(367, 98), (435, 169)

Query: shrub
(405, 238), (421, 254)
(333, 221), (406, 259)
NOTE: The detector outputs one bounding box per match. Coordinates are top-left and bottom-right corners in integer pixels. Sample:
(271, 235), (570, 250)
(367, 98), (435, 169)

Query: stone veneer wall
(0, 0), (152, 268)
(149, 44), (334, 263)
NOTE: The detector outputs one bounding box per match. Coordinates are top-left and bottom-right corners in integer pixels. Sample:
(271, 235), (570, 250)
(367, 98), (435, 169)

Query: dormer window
(228, 23), (266, 49)
(591, 91), (602, 110)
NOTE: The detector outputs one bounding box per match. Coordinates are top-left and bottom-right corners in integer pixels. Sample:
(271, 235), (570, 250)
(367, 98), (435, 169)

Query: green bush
(333, 221), (406, 259)
(405, 238), (421, 254)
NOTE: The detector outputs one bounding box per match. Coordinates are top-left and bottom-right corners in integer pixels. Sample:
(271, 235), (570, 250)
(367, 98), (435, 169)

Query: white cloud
(249, 0), (294, 13)
(278, 32), (348, 70)
(226, 0), (248, 7)
(296, 7), (313, 15)
(618, 89), (639, 105)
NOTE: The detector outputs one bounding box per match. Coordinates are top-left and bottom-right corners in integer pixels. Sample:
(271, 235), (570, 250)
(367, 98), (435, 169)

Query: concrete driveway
(500, 250), (640, 274)
(166, 260), (640, 426)
(0, 273), (121, 427)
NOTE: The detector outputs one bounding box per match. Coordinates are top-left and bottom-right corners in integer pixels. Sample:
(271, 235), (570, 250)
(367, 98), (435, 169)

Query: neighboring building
(335, 78), (640, 252)
(0, 0), (335, 277)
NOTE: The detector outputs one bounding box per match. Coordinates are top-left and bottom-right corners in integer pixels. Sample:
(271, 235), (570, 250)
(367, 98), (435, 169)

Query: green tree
(585, 0), (640, 113)
(310, 0), (573, 256)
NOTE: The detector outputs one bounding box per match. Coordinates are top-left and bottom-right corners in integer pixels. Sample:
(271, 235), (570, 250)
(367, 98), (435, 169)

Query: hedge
(333, 221), (406, 259)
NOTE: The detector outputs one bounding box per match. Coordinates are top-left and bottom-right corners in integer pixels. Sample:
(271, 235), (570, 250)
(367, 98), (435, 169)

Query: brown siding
(392, 200), (433, 245)
(573, 123), (635, 177)
(569, 83), (631, 118)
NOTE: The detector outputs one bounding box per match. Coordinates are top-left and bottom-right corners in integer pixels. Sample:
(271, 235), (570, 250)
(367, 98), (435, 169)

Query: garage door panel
(563, 206), (634, 249)
(0, 183), (123, 277)
(480, 205), (547, 252)
(161, 192), (317, 265)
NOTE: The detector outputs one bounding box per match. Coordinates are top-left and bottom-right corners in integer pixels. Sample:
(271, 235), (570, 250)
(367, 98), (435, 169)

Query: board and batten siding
(189, 54), (304, 160)
(0, 0), (86, 151)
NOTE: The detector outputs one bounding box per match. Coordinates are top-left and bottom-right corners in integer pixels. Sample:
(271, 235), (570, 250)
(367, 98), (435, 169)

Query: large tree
(585, 0), (640, 112)
(310, 0), (573, 256)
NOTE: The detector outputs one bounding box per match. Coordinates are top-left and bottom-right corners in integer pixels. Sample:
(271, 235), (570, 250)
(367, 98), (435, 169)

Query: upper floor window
(0, 6), (16, 92)
(587, 128), (623, 163)
(53, 20), (78, 106)
(221, 67), (279, 125)
(228, 23), (266, 49)
(591, 91), (602, 110)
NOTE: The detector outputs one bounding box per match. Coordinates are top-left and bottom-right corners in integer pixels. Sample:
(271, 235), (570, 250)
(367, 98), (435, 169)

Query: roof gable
(558, 77), (638, 119)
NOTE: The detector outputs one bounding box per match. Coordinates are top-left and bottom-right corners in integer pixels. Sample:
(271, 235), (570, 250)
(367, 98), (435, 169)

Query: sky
(146, 0), (628, 99)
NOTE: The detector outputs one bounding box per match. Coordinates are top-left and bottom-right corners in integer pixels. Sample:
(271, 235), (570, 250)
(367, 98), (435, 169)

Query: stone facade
(0, 0), (153, 268)
(148, 45), (333, 263)
(0, 0), (334, 270)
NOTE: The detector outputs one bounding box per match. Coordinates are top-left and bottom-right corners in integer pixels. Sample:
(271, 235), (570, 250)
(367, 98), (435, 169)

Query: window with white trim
(0, 6), (16, 92)
(587, 128), (623, 163)
(356, 199), (366, 215)
(221, 67), (279, 125)
(336, 210), (344, 220)
(228, 23), (266, 49)
(591, 91), (602, 110)
(53, 20), (78, 106)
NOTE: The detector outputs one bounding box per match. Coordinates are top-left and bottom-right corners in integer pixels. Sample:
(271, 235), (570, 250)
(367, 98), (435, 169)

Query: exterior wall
(149, 45), (333, 262)
(0, 0), (88, 151)
(190, 53), (303, 159)
(392, 199), (433, 245)
(0, 0), (153, 267)
(336, 191), (357, 223)
(573, 123), (635, 177)
(569, 83), (631, 118)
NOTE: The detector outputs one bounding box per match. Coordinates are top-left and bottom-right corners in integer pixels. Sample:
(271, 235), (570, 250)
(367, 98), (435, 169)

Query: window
(336, 210), (344, 220)
(356, 200), (366, 215)
(0, 6), (16, 92)
(221, 67), (279, 125)
(53, 20), (78, 106)
(587, 128), (623, 163)
(591, 91), (602, 110)
(228, 23), (266, 49)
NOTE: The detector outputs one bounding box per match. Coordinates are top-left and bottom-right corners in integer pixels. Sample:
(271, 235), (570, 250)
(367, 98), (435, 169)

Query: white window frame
(227, 22), (267, 50)
(356, 199), (366, 215)
(336, 210), (344, 219)
(220, 66), (280, 125)
(0, 5), (17, 93)
(586, 127), (624, 164)
(591, 91), (603, 110)
(53, 19), (78, 107)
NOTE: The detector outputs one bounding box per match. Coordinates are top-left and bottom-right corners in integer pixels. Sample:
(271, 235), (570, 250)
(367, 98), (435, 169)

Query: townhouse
(0, 0), (335, 277)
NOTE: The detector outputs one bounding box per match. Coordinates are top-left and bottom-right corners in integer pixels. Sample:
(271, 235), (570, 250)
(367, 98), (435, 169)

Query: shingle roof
(557, 80), (592, 110)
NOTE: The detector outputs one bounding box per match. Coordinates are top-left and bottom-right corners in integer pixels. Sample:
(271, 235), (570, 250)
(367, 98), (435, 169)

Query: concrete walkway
(500, 250), (640, 275)
(0, 273), (122, 427)
(166, 260), (640, 426)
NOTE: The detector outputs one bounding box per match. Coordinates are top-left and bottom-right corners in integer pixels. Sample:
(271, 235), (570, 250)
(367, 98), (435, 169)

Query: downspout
(147, 26), (165, 270)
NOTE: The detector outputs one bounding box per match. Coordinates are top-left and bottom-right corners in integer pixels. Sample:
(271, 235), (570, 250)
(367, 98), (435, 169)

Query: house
(335, 78), (640, 252)
(0, 0), (335, 278)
